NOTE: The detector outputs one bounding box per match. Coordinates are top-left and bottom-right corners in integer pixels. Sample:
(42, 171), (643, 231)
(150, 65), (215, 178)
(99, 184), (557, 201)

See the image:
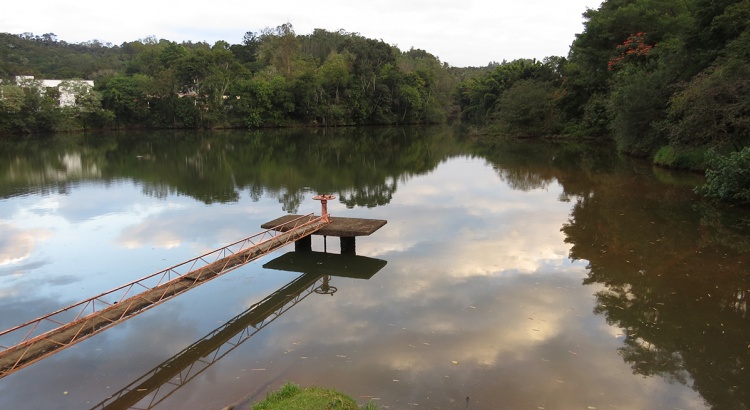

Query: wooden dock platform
(262, 215), (387, 254)
(262, 215), (386, 237)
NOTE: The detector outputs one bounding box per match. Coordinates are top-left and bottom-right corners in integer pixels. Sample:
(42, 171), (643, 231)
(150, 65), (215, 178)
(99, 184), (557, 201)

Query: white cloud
(0, 222), (52, 266)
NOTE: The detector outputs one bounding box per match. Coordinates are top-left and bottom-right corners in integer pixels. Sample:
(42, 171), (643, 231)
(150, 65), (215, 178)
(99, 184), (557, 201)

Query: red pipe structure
(313, 194), (336, 223)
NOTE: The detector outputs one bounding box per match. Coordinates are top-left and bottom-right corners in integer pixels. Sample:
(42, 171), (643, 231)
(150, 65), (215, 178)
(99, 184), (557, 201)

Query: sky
(2, 0), (603, 67)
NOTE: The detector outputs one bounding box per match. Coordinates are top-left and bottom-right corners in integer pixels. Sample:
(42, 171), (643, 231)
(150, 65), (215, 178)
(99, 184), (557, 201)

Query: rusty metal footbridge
(0, 211), (329, 379)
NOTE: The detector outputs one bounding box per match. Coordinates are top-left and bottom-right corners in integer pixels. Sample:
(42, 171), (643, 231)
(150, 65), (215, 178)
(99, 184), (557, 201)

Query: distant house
(15, 75), (94, 107)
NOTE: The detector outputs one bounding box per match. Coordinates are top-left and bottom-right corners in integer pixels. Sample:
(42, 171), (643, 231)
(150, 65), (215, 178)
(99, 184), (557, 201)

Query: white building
(15, 75), (94, 107)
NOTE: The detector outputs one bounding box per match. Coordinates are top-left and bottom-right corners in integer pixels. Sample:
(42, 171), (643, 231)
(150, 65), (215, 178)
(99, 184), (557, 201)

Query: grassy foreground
(249, 382), (378, 410)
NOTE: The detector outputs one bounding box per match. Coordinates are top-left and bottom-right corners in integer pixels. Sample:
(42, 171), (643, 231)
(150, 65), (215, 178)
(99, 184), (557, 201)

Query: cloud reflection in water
(0, 153), (707, 410)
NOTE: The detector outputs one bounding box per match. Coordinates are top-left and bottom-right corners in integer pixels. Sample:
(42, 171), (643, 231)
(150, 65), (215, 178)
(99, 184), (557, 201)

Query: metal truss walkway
(0, 213), (328, 379)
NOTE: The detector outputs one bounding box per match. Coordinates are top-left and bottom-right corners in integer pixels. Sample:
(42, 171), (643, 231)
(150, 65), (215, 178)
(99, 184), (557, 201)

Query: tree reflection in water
(477, 138), (749, 408)
(1, 129), (748, 408)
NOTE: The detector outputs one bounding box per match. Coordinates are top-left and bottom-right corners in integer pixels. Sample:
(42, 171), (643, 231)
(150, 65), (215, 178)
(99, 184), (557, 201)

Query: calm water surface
(0, 127), (748, 409)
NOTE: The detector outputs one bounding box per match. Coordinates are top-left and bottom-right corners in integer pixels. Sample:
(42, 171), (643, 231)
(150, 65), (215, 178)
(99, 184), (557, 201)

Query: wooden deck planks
(262, 215), (387, 237)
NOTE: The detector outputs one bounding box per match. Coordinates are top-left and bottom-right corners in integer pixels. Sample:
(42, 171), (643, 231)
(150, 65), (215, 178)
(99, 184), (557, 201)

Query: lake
(0, 126), (748, 409)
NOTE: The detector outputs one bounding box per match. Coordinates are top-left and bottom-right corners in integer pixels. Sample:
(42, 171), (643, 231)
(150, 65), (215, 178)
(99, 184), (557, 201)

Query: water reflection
(0, 127), (466, 211)
(92, 250), (385, 409)
(559, 163), (750, 409)
(477, 139), (750, 408)
(91, 274), (329, 409)
(0, 128), (748, 409)
(0, 222), (52, 267)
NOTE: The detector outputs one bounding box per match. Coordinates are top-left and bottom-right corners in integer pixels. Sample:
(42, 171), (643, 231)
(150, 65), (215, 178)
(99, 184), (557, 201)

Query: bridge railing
(0, 213), (321, 355)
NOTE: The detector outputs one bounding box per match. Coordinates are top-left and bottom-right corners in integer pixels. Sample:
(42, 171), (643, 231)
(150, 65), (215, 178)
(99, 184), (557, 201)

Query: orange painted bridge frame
(0, 213), (329, 379)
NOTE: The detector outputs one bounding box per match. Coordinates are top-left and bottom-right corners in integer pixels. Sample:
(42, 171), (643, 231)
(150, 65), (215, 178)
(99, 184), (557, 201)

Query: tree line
(0, 25), (462, 134)
(1, 1), (748, 202)
(454, 0), (749, 204)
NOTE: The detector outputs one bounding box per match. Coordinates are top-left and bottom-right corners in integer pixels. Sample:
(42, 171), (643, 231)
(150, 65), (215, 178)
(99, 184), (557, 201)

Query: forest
(0, 0), (748, 203)
(0, 25), (462, 132)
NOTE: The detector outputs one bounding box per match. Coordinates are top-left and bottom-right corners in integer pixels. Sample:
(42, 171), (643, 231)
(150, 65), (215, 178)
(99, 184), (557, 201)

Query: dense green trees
(563, 0), (750, 153)
(567, 0), (750, 203)
(0, 25), (460, 134)
(455, 0), (749, 150)
(454, 58), (564, 136)
(2, 3), (749, 202)
(452, 0), (749, 203)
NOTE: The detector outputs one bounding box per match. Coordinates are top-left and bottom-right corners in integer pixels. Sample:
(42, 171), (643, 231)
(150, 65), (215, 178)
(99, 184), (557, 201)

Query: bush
(653, 145), (706, 170)
(695, 148), (750, 204)
(251, 382), (378, 410)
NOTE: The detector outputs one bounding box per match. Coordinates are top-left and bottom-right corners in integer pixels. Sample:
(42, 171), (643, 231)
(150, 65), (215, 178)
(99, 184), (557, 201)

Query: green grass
(250, 382), (379, 410)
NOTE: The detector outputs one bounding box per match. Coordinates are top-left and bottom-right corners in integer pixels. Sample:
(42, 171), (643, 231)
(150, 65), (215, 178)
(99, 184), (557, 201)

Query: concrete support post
(340, 237), (356, 255)
(295, 235), (312, 252)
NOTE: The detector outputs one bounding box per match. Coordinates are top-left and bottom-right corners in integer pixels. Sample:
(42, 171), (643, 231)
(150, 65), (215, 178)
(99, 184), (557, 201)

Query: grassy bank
(241, 382), (378, 410)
